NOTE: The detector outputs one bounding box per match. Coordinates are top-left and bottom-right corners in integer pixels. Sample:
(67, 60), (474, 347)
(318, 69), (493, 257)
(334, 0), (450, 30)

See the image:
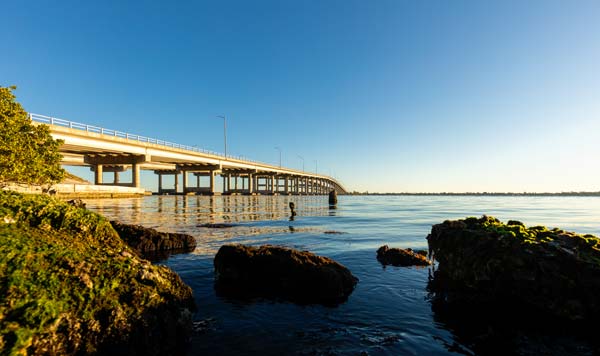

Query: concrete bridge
(30, 114), (347, 195)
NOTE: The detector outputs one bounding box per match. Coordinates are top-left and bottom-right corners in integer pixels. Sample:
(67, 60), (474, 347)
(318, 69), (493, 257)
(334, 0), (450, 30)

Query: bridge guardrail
(29, 113), (251, 160)
(29, 113), (341, 186)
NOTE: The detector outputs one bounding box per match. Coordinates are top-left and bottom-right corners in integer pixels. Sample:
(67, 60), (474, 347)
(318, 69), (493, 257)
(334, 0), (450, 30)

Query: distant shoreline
(347, 192), (600, 197)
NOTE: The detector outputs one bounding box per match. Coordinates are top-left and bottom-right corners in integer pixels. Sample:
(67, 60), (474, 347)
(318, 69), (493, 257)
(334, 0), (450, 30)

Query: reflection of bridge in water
(30, 114), (346, 195)
(87, 195), (335, 225)
(85, 195), (339, 255)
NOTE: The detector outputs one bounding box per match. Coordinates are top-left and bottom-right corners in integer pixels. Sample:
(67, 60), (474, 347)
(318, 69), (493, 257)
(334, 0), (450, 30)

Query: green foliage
(460, 215), (600, 250)
(0, 191), (194, 354)
(0, 86), (64, 187)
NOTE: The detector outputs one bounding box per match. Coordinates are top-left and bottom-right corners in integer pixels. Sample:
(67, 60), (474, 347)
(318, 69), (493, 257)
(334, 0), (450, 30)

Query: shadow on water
(142, 247), (196, 263)
(428, 283), (600, 356)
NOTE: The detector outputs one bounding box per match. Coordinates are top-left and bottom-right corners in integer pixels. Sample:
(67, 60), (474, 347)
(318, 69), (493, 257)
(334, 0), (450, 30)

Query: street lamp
(217, 115), (227, 157)
(297, 155), (304, 172)
(275, 146), (281, 167)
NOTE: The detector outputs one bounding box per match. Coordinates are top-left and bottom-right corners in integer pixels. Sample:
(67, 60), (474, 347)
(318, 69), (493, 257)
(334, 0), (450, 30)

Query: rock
(0, 191), (195, 355)
(329, 190), (338, 205)
(111, 221), (196, 257)
(289, 202), (297, 220)
(67, 198), (86, 208)
(427, 215), (600, 321)
(214, 244), (358, 305)
(376, 245), (431, 267)
(197, 223), (238, 228)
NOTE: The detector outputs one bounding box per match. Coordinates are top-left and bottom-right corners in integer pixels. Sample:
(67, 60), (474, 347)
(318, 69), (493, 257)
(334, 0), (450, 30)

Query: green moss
(455, 215), (600, 252)
(0, 191), (194, 354)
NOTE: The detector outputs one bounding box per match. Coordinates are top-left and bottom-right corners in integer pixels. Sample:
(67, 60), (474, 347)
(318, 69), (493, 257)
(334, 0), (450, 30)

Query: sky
(2, 0), (600, 193)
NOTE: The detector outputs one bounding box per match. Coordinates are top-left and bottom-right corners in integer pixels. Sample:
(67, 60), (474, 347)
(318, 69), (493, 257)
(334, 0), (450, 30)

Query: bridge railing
(29, 113), (252, 160)
(29, 113), (342, 186)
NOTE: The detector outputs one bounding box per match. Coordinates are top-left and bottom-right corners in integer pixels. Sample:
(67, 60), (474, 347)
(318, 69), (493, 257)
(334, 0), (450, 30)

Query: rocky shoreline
(0, 191), (195, 354)
(3, 190), (600, 354)
(427, 216), (600, 321)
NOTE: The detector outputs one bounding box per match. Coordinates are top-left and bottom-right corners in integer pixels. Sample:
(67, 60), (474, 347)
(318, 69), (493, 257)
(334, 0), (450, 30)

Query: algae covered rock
(376, 245), (431, 267)
(111, 221), (196, 258)
(427, 215), (600, 320)
(214, 244), (358, 305)
(0, 191), (195, 355)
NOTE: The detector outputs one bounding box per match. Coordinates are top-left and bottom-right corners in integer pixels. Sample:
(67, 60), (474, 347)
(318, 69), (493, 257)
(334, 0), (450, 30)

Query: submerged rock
(376, 245), (431, 267)
(329, 190), (338, 205)
(214, 244), (358, 305)
(0, 191), (195, 355)
(427, 215), (600, 321)
(197, 223), (238, 228)
(111, 221), (196, 257)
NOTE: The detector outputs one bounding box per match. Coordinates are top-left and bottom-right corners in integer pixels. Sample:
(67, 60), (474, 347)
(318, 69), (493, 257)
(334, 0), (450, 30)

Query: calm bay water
(85, 195), (600, 355)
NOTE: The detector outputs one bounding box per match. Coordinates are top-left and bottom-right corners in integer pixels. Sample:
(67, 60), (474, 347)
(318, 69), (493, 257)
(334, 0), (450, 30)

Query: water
(85, 195), (600, 355)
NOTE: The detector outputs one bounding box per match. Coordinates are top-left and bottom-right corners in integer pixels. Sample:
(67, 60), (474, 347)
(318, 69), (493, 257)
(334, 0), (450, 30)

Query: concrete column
(271, 176), (275, 194)
(132, 163), (140, 188)
(94, 164), (103, 185)
(197, 175), (200, 188)
(234, 175), (238, 191)
(209, 171), (215, 194)
(174, 173), (179, 193)
(284, 177), (289, 194)
(182, 171), (188, 193)
(113, 171), (119, 184)
(248, 174), (254, 194)
(222, 175), (226, 193)
(158, 173), (163, 193)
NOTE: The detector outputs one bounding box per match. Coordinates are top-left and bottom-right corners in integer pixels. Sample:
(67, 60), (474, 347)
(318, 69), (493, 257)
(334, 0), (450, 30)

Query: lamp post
(217, 115), (227, 157)
(297, 155), (304, 172)
(275, 146), (281, 167)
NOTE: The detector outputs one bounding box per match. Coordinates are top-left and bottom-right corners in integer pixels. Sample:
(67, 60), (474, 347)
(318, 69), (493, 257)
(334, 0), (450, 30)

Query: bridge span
(30, 114), (347, 195)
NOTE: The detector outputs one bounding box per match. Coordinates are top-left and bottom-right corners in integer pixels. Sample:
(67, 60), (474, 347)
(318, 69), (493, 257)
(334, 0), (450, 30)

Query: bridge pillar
(293, 177), (298, 195)
(248, 174), (254, 194)
(114, 171), (119, 184)
(284, 176), (289, 194)
(158, 173), (163, 193)
(94, 164), (103, 185)
(182, 171), (188, 193)
(132, 163), (140, 188)
(270, 176), (275, 195)
(209, 171), (215, 194)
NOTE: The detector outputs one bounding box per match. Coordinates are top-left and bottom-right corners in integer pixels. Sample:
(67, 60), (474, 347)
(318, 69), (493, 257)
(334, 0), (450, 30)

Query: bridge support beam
(94, 164), (103, 185)
(132, 163), (140, 188)
(154, 170), (178, 194)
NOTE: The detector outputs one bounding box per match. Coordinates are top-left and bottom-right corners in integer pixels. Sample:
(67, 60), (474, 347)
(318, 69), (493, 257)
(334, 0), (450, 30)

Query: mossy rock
(214, 244), (358, 305)
(376, 245), (431, 267)
(0, 191), (195, 354)
(110, 221), (196, 258)
(427, 215), (600, 321)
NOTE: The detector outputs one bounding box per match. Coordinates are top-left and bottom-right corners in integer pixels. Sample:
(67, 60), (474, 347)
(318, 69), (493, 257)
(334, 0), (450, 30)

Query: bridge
(30, 113), (347, 195)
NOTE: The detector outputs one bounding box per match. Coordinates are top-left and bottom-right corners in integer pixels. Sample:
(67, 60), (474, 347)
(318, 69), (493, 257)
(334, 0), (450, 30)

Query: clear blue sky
(2, 0), (599, 192)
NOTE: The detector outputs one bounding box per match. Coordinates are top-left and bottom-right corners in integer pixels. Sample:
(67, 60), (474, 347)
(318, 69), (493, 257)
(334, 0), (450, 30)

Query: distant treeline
(346, 191), (600, 197)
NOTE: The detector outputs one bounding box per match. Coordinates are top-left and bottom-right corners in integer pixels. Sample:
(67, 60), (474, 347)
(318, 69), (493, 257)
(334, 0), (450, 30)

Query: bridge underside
(61, 152), (344, 195)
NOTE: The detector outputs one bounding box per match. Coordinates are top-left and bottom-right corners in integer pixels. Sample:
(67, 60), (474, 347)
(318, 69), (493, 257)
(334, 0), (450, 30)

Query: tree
(0, 86), (64, 187)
